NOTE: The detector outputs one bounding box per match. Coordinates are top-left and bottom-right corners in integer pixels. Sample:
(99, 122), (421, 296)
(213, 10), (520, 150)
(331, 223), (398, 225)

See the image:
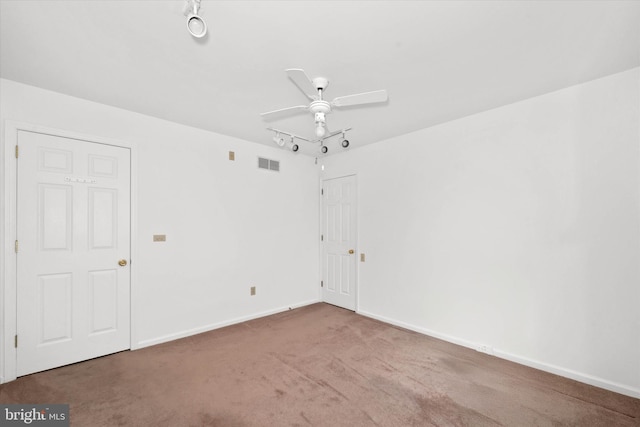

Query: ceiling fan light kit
(261, 69), (388, 153)
(315, 120), (326, 138)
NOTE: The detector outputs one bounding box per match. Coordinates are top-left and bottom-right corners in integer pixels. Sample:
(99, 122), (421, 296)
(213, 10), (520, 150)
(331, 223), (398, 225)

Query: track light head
(287, 142), (299, 152)
(185, 0), (207, 38)
(341, 139), (350, 148)
(273, 135), (285, 146)
(320, 145), (328, 154)
(285, 137), (299, 152)
(187, 15), (207, 38)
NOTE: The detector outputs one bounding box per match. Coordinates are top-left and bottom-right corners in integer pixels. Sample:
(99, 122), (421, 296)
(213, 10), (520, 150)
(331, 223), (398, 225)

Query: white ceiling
(1, 1), (639, 156)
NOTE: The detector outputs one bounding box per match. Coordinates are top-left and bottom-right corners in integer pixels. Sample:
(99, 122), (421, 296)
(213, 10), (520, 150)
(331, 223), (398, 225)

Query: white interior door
(16, 130), (131, 376)
(321, 175), (357, 310)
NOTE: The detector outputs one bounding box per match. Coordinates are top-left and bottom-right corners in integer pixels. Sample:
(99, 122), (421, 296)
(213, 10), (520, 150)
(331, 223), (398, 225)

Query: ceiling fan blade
(286, 69), (317, 100)
(260, 105), (309, 118)
(331, 90), (388, 107)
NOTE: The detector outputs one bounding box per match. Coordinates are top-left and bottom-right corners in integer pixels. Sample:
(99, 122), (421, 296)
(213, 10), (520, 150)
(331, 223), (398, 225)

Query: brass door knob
(348, 249), (355, 254)
(118, 259), (128, 267)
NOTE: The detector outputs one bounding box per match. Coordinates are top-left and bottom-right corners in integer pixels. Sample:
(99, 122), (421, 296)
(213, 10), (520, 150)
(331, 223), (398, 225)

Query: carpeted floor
(1, 303), (638, 426)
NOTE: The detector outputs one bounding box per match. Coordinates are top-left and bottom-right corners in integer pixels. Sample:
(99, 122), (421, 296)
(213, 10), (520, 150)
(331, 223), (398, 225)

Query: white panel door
(16, 130), (131, 376)
(321, 175), (357, 310)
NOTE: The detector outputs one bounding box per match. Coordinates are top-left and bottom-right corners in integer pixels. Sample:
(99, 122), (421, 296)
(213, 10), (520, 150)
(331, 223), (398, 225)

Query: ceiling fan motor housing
(310, 100), (331, 115)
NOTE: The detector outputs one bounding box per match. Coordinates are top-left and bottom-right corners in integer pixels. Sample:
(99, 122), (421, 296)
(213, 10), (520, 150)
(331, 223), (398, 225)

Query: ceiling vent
(258, 157), (279, 172)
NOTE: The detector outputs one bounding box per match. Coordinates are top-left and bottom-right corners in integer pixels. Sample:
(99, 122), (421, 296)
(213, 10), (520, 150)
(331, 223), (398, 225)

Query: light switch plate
(153, 234), (166, 242)
(229, 151), (235, 161)
(360, 253), (366, 262)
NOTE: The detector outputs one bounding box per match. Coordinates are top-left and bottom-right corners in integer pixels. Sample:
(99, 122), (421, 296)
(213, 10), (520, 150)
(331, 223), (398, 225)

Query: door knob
(348, 249), (355, 254)
(118, 259), (128, 267)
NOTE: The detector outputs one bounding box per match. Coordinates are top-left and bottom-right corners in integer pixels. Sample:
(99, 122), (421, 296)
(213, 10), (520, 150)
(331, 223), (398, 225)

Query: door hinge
(321, 234), (323, 241)
(15, 240), (19, 253)
(14, 335), (18, 348)
(15, 145), (19, 158)
(321, 280), (324, 288)
(321, 188), (324, 195)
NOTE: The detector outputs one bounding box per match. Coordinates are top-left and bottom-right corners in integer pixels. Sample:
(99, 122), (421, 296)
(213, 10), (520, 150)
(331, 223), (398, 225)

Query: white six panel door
(16, 130), (131, 376)
(321, 175), (357, 310)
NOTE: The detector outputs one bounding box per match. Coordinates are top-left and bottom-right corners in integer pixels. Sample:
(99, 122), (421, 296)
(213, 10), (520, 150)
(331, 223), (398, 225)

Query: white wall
(321, 68), (640, 398)
(0, 79), (320, 361)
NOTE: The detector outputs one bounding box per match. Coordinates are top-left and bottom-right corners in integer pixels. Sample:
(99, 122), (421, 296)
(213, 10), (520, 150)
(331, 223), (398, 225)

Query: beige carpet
(1, 303), (638, 426)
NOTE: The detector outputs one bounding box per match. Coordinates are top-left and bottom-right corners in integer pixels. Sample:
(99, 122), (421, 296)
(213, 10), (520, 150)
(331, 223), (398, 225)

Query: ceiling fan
(261, 69), (388, 153)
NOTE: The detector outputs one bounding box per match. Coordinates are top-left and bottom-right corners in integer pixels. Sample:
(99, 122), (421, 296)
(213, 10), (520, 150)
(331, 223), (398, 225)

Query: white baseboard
(357, 309), (640, 399)
(134, 299), (320, 350)
(493, 350), (640, 399)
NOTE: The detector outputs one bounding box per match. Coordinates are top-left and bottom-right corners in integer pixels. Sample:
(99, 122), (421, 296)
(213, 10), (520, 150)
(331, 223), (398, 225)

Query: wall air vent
(258, 157), (280, 172)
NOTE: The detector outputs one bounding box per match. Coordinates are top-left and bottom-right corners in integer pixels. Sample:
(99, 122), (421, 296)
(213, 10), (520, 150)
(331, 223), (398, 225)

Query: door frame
(1, 121), (138, 383)
(320, 173), (359, 311)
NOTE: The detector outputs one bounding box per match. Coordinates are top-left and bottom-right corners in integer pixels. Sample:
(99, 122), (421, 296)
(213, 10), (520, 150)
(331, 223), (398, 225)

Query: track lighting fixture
(285, 140), (299, 152)
(272, 133), (298, 152)
(185, 0), (207, 38)
(340, 132), (349, 148)
(273, 134), (285, 147)
(266, 126), (351, 153)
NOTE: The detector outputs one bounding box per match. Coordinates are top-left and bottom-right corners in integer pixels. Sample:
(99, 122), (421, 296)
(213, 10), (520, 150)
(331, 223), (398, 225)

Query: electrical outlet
(229, 151), (235, 161)
(250, 286), (256, 296)
(360, 253), (366, 262)
(153, 234), (166, 242)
